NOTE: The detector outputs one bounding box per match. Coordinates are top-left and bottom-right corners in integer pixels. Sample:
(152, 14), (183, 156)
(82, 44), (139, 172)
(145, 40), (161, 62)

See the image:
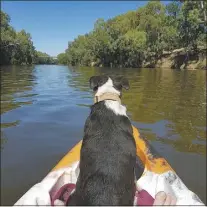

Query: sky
(2, 1), (170, 56)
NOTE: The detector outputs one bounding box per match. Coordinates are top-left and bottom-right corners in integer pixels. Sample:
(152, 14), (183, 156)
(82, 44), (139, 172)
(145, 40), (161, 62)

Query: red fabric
(136, 189), (154, 205)
(50, 183), (154, 206)
(50, 183), (75, 206)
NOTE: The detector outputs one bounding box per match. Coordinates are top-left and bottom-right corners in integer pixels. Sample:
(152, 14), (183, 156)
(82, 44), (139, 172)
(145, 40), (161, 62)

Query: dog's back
(68, 76), (137, 205)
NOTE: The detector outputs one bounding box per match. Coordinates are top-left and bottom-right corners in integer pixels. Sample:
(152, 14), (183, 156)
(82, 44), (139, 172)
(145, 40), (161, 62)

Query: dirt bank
(155, 47), (206, 70)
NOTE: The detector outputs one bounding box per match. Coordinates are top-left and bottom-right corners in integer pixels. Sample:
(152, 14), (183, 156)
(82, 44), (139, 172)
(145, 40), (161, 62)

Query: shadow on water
(0, 65), (206, 205)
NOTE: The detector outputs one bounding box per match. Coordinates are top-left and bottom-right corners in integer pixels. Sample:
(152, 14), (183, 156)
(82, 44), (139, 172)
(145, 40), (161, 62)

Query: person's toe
(153, 191), (167, 205)
(164, 194), (172, 205)
(170, 197), (177, 205)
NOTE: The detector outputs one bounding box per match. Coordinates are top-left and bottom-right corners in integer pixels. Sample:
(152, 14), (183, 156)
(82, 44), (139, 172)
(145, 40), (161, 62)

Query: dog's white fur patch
(94, 77), (127, 116)
(105, 100), (127, 116)
(95, 78), (121, 97)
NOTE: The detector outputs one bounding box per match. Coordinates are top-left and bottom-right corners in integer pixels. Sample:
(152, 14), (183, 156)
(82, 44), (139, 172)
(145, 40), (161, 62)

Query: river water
(1, 65), (206, 205)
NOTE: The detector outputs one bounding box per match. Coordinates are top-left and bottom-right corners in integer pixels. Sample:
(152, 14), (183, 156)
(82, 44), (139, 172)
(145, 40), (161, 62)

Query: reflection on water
(1, 130), (8, 150)
(1, 65), (37, 115)
(0, 65), (206, 205)
(70, 67), (206, 155)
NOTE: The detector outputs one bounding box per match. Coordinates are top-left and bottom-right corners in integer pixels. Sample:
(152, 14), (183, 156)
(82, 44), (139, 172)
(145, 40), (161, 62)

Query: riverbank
(154, 47), (207, 70)
(88, 47), (206, 70)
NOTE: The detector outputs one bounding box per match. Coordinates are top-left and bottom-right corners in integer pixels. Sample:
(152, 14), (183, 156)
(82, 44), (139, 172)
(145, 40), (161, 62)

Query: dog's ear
(114, 76), (130, 90)
(89, 75), (108, 91)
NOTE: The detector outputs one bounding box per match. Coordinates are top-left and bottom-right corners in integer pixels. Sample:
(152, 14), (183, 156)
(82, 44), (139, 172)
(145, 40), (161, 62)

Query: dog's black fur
(67, 76), (137, 206)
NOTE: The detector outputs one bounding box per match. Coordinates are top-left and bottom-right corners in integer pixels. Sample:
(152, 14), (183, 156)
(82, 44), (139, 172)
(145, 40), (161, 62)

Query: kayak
(14, 125), (204, 205)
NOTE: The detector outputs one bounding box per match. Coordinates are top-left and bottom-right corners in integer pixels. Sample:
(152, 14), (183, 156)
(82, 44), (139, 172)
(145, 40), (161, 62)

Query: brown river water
(1, 65), (206, 205)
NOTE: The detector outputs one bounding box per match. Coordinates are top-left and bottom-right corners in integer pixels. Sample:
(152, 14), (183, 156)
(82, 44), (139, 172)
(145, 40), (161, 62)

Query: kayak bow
(14, 125), (204, 206)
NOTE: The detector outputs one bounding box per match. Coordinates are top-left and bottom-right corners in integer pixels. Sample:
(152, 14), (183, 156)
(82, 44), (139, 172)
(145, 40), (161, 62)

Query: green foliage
(1, 11), (36, 65)
(34, 51), (57, 65)
(61, 0), (206, 68)
(177, 1), (206, 49)
(57, 53), (68, 65)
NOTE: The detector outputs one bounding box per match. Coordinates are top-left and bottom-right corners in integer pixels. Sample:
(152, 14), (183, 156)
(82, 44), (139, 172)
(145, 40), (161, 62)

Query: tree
(178, 1), (206, 49)
(57, 53), (68, 65)
(60, 0), (206, 68)
(11, 30), (35, 65)
(34, 51), (56, 64)
(1, 11), (17, 65)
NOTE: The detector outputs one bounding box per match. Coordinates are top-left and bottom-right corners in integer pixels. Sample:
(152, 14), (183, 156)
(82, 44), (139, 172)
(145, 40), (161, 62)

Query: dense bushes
(60, 1), (206, 68)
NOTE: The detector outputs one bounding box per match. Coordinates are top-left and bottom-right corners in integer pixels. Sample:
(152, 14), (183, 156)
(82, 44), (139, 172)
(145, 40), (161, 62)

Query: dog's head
(89, 75), (129, 97)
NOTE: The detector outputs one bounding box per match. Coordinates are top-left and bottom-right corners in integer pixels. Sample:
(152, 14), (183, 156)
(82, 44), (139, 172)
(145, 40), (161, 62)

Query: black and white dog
(68, 75), (137, 206)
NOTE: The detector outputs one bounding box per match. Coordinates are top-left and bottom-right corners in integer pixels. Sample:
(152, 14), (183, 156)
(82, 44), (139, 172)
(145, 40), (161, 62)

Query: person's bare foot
(153, 191), (177, 205)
